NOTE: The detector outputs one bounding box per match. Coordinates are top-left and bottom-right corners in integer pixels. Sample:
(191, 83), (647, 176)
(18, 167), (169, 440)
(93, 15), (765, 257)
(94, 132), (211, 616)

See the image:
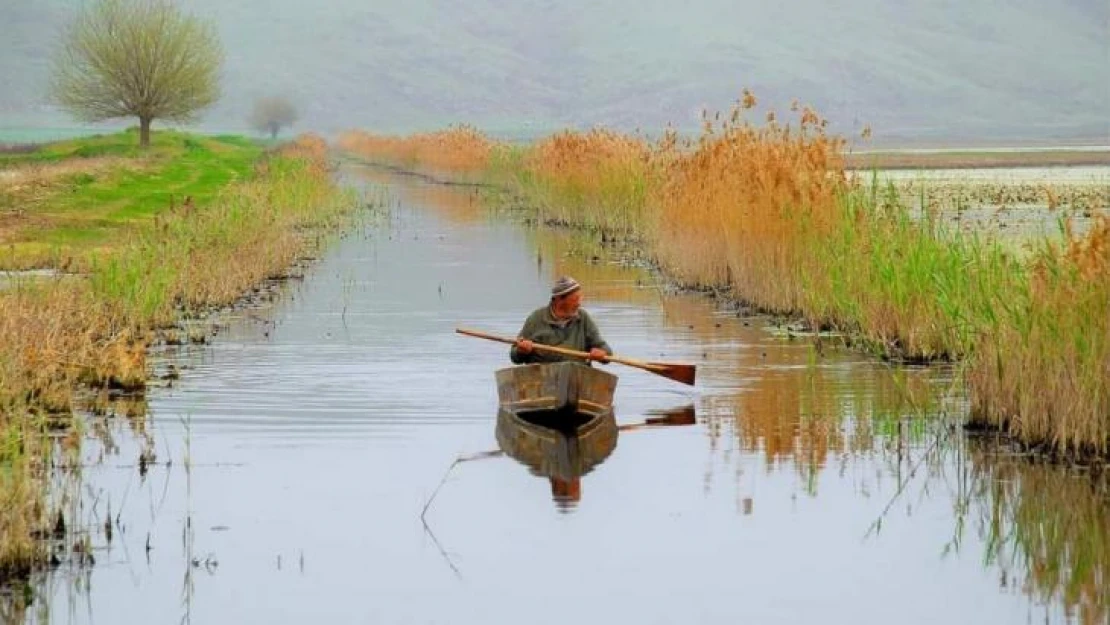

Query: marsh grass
(885, 178), (1108, 215)
(967, 216), (1109, 456)
(336, 126), (494, 183)
(651, 102), (847, 309)
(0, 132), (356, 581)
(0, 430), (45, 581)
(90, 135), (352, 324)
(515, 129), (655, 234)
(802, 189), (1026, 361)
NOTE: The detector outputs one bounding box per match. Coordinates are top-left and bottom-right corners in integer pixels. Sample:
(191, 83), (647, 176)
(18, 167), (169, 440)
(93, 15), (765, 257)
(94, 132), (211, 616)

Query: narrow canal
(24, 164), (1107, 624)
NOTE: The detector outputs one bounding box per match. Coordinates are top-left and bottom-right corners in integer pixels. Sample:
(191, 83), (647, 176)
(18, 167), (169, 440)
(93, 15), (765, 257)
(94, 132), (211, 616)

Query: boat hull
(494, 361), (617, 414)
(494, 362), (619, 480)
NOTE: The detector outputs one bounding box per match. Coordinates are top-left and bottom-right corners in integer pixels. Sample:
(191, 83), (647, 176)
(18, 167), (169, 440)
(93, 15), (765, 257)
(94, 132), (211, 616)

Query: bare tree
(250, 96), (299, 140)
(50, 0), (223, 148)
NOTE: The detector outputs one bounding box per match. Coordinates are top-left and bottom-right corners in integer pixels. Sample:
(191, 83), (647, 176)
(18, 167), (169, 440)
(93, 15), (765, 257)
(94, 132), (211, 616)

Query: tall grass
(336, 126), (494, 182)
(0, 133), (356, 580)
(652, 102), (847, 311)
(0, 403), (47, 582)
(517, 129), (655, 233)
(0, 276), (145, 582)
(804, 188), (1029, 361)
(968, 216), (1109, 456)
(90, 135), (352, 325)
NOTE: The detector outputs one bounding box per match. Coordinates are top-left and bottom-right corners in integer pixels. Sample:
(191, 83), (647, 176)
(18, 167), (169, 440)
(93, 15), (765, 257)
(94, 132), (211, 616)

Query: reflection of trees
(958, 441), (1109, 624)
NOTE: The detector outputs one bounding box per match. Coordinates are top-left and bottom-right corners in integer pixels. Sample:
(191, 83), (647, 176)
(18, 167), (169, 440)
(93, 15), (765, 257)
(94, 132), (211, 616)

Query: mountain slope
(1, 0), (1106, 142)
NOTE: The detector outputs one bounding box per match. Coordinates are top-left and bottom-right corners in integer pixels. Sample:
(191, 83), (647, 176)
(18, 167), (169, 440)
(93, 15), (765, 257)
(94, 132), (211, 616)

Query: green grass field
(1, 129), (262, 268)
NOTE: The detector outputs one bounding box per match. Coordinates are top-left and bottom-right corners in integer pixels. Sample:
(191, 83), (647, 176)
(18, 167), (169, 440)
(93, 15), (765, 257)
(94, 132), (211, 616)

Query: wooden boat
(494, 362), (619, 481)
(494, 360), (618, 415)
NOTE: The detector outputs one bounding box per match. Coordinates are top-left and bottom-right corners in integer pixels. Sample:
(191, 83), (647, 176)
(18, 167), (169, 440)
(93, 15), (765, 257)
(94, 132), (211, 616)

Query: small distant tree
(50, 0), (223, 148)
(250, 96), (299, 140)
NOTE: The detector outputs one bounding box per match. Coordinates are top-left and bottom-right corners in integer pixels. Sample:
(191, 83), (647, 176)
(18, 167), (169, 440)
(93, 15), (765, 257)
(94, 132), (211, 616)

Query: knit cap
(551, 276), (581, 298)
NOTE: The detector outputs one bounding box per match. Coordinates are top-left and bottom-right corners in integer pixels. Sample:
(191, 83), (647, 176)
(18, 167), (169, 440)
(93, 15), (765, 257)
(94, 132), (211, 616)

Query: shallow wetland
(6, 164), (1107, 625)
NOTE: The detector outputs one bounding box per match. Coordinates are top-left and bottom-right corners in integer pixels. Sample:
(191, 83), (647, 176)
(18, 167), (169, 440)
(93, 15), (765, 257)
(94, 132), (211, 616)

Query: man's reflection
(550, 476), (582, 511)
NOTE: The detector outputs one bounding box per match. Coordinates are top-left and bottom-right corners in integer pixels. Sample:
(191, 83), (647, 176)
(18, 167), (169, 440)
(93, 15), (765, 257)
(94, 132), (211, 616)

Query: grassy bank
(1, 129), (262, 270)
(337, 99), (1108, 460)
(0, 130), (356, 582)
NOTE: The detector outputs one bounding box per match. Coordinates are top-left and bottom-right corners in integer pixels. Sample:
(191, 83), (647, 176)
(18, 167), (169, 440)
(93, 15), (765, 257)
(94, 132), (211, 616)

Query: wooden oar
(455, 327), (697, 386)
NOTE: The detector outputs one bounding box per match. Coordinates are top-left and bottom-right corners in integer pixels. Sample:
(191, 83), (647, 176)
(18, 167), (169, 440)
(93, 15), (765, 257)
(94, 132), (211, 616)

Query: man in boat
(511, 276), (612, 365)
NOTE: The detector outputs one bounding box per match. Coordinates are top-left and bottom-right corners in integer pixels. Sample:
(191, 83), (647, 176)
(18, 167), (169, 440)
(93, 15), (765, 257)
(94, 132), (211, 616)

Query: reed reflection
(402, 182), (488, 225)
(959, 439), (1109, 625)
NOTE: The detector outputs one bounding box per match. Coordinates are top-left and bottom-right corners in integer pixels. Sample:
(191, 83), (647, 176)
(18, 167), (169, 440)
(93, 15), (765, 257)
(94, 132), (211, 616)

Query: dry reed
(520, 128), (655, 233)
(968, 216), (1109, 455)
(336, 126), (495, 182)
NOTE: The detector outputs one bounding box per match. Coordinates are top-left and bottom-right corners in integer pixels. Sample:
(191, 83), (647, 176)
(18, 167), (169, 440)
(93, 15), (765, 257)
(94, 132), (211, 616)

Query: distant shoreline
(4, 125), (1109, 171)
(844, 148), (1110, 170)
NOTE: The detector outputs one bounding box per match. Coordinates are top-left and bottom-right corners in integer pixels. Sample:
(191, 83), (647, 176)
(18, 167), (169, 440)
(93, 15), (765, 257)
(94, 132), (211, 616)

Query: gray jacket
(510, 306), (613, 364)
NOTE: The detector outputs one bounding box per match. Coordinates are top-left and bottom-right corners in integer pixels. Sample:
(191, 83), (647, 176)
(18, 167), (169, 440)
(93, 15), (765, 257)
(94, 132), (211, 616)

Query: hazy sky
(2, 0), (1108, 143)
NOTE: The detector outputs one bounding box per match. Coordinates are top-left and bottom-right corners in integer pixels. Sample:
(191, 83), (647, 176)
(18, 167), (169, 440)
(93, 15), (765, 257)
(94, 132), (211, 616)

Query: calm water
(16, 165), (1108, 625)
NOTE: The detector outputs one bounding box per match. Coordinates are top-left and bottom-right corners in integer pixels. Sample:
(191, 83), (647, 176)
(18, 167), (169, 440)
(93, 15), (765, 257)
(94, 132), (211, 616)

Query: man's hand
(589, 348), (609, 363)
(515, 338), (535, 354)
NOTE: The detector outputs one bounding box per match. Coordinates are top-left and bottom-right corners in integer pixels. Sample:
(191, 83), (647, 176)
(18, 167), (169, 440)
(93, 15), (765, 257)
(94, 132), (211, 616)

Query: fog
(1, 0), (1107, 143)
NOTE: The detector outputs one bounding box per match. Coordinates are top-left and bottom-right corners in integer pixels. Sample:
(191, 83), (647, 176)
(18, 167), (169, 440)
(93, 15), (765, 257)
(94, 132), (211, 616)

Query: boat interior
(515, 405), (596, 433)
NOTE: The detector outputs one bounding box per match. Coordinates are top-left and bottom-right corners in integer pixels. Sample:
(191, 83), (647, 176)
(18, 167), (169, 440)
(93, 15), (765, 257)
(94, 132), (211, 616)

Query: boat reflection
(495, 405), (618, 512)
(495, 397), (697, 511)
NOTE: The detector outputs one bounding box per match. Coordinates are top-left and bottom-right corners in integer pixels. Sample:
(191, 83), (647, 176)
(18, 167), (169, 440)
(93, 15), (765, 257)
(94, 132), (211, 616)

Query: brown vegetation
(968, 216), (1110, 456)
(336, 126), (494, 180)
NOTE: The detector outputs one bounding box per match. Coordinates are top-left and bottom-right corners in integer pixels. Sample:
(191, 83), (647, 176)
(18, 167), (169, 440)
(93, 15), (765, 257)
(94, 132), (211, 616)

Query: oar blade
(650, 362), (697, 386)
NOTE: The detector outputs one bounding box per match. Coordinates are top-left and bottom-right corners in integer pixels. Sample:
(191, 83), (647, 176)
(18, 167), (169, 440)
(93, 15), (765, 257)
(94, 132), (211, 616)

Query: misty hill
(2, 0), (1107, 145)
